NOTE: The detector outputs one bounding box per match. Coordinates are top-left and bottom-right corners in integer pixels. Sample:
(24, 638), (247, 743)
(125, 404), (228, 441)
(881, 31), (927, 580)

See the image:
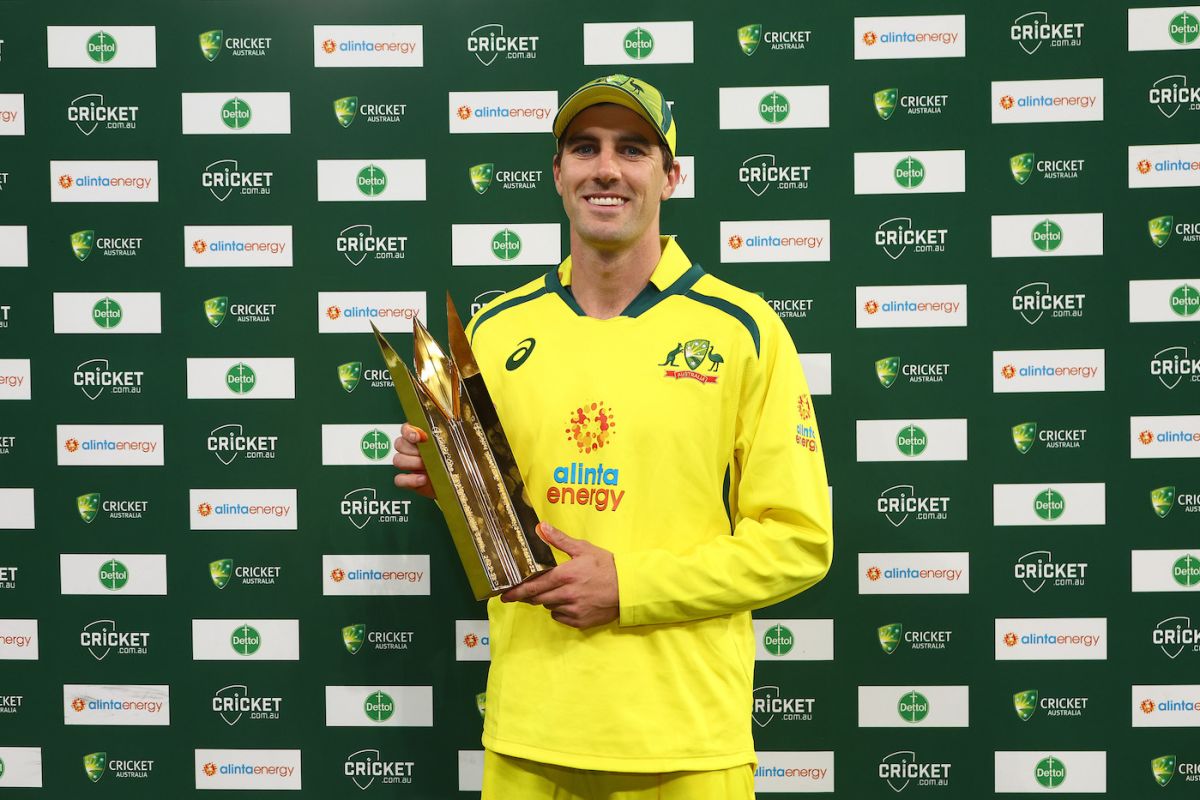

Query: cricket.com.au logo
(336, 224), (407, 266)
(878, 750), (951, 792)
(1148, 214), (1200, 248)
(69, 229), (143, 261)
(466, 23), (539, 65)
(1014, 551), (1088, 592)
(738, 154), (810, 196)
(76, 492), (147, 523)
(1012, 689), (1090, 721)
(737, 23), (811, 55)
(73, 358), (144, 400)
(67, 93), (138, 135)
(752, 686), (814, 726)
(874, 356), (950, 388)
(0, 566), (17, 590)
(80, 618), (149, 660)
(877, 484), (949, 527)
(209, 558), (281, 589)
(877, 622), (952, 654)
(873, 87), (948, 119)
(341, 487), (410, 530)
(203, 296), (276, 327)
(212, 684), (281, 725)
(1011, 422), (1088, 453)
(207, 423), (278, 465)
(1154, 615), (1200, 658)
(1012, 282), (1086, 324)
(198, 30), (272, 60)
(1009, 152), (1085, 184)
(336, 361), (393, 392)
(874, 217), (946, 259)
(345, 749), (414, 790)
(1152, 485), (1200, 518)
(202, 159), (273, 201)
(1149, 73), (1200, 118)
(1010, 12), (1084, 54)
(332, 95), (406, 127)
(468, 162), (543, 194)
(342, 623), (413, 654)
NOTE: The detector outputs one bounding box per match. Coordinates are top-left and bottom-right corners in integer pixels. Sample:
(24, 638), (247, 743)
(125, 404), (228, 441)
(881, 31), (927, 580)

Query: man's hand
(501, 523), (619, 629)
(392, 423), (435, 499)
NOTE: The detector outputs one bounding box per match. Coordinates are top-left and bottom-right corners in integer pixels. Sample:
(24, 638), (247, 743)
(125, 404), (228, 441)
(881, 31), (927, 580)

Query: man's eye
(623, 146), (646, 157)
(573, 144), (595, 154)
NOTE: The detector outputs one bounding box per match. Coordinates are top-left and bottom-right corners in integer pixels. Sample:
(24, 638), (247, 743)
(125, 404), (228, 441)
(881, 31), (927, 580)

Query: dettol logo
(231, 623), (261, 656)
(98, 558), (129, 590)
(1034, 488), (1065, 521)
(897, 690), (929, 723)
(87, 31), (117, 63)
(624, 27), (655, 60)
(1035, 756), (1066, 788)
(762, 623), (794, 656)
(221, 97), (252, 130)
(364, 689), (395, 722)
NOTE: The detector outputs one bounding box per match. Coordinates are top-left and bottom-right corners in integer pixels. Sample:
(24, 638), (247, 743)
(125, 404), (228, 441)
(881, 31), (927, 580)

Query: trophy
(370, 295), (556, 600)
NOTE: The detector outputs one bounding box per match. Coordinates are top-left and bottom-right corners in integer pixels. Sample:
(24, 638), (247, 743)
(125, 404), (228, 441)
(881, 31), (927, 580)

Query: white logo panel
(991, 214), (1104, 257)
(56, 424), (164, 466)
(1130, 279), (1200, 322)
(53, 292), (162, 334)
(195, 749), (302, 790)
(316, 159), (427, 202)
(324, 685), (433, 726)
(719, 220), (830, 263)
(63, 684), (170, 726)
(858, 552), (969, 595)
(451, 223), (561, 266)
(992, 349), (1105, 392)
(754, 751), (835, 793)
(718, 86), (830, 130)
(1129, 7), (1200, 51)
(798, 353), (831, 396)
(995, 618), (1107, 660)
(317, 292), (426, 334)
(1131, 415), (1200, 458)
(185, 358), (296, 399)
(0, 95), (23, 136)
(994, 752), (1106, 792)
(323, 555), (431, 596)
(184, 226), (292, 267)
(855, 284), (967, 328)
(189, 489), (298, 531)
(993, 484), (1106, 526)
(0, 359), (31, 400)
(60, 553), (167, 595)
(583, 21), (694, 64)
(455, 620), (491, 661)
(192, 619), (300, 661)
(50, 160), (158, 202)
(753, 619), (834, 661)
(858, 686), (969, 727)
(1132, 550), (1200, 591)
(0, 747), (42, 787)
(180, 93), (291, 134)
(1132, 685), (1200, 726)
(321, 424), (404, 465)
(854, 150), (965, 194)
(47, 27), (157, 68)
(0, 489), (36, 529)
(1129, 143), (1200, 188)
(448, 91), (557, 134)
(991, 79), (1103, 124)
(854, 15), (966, 59)
(856, 419), (968, 462)
(0, 619), (38, 660)
(313, 25), (423, 67)
(0, 226), (28, 267)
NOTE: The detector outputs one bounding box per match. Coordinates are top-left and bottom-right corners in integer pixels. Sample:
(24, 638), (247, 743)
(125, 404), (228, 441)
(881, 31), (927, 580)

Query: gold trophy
(370, 296), (555, 600)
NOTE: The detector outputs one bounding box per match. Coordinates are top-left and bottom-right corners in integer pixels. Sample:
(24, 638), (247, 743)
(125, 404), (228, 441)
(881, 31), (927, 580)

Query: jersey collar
(548, 236), (702, 318)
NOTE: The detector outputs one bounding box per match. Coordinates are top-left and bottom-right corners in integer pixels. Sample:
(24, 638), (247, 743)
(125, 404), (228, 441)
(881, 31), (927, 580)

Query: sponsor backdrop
(1, 0), (1198, 795)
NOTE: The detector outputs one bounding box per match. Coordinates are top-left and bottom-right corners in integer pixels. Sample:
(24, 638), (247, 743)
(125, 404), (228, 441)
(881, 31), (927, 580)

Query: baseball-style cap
(552, 74), (676, 157)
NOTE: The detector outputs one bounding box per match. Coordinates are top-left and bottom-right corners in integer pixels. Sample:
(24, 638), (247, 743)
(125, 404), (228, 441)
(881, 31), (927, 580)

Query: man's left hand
(501, 523), (619, 629)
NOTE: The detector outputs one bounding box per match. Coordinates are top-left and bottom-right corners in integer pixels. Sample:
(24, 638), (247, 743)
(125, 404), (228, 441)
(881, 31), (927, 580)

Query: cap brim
(553, 86), (669, 151)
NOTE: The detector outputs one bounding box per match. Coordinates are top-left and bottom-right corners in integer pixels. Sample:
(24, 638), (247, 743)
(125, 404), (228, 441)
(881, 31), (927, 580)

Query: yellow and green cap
(552, 74), (676, 157)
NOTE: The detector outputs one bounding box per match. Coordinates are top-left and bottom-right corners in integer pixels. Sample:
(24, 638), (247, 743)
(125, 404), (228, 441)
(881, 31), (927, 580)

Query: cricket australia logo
(659, 338), (723, 384)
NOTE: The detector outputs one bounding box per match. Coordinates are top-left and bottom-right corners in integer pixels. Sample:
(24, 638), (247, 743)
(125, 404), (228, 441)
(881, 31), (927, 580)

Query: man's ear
(552, 151), (563, 196)
(660, 158), (682, 201)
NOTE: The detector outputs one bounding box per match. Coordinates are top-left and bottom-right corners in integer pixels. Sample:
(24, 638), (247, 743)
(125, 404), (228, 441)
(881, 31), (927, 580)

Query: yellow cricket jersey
(465, 236), (833, 773)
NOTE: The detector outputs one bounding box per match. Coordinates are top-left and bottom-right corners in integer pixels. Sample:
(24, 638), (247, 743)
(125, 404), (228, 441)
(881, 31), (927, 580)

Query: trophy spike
(410, 315), (460, 421)
(446, 292), (480, 379)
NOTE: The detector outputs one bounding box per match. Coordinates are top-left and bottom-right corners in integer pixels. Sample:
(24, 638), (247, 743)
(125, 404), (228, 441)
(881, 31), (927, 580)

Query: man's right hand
(393, 423), (435, 499)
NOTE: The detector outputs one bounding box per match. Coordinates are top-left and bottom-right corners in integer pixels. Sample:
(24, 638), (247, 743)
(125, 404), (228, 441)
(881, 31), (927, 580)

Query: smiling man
(393, 74), (833, 800)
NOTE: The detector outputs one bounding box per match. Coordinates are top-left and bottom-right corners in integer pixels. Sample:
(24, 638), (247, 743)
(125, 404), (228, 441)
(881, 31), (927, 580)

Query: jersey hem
(482, 734), (757, 774)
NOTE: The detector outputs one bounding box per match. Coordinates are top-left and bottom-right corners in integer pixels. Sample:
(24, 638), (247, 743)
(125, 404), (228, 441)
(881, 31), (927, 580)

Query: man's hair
(554, 138), (674, 174)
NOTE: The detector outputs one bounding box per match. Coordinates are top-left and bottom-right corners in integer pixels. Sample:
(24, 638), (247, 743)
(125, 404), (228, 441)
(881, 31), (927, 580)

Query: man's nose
(594, 146), (621, 181)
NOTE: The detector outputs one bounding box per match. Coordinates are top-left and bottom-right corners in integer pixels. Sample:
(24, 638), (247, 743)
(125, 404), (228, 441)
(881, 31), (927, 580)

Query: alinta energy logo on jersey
(1010, 11), (1085, 54)
(332, 95), (406, 127)
(209, 558), (281, 589)
(1010, 421), (1088, 454)
(878, 751), (951, 792)
(874, 356), (950, 388)
(79, 618), (149, 660)
(202, 159), (273, 201)
(76, 492), (148, 523)
(1009, 152), (1086, 184)
(752, 685), (815, 726)
(335, 224), (407, 267)
(66, 93), (138, 135)
(872, 87), (949, 120)
(1011, 282), (1086, 324)
(659, 339), (723, 384)
(736, 23), (812, 55)
(1149, 214), (1200, 248)
(1155, 616), (1200, 658)
(738, 154), (811, 196)
(1149, 73), (1200, 118)
(468, 162), (543, 194)
(344, 749), (414, 790)
(207, 423), (278, 465)
(197, 30), (272, 61)
(72, 358), (144, 400)
(877, 484), (950, 527)
(203, 296), (276, 327)
(1012, 689), (1091, 721)
(877, 622), (953, 654)
(466, 23), (539, 65)
(341, 487), (410, 530)
(1014, 550), (1088, 593)
(342, 623), (413, 655)
(212, 684), (282, 726)
(550, 403), (624, 513)
(69, 229), (143, 261)
(336, 361), (393, 393)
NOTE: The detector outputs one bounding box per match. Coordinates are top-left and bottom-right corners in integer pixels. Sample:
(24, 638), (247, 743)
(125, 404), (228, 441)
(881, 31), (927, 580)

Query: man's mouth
(585, 195), (627, 207)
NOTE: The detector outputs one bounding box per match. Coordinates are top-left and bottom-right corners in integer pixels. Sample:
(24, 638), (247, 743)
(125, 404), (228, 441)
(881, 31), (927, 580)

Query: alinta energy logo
(212, 684), (282, 725)
(98, 558), (129, 591)
(320, 34), (420, 57)
(336, 224), (406, 266)
(198, 30), (272, 60)
(1014, 550), (1088, 592)
(341, 487), (410, 530)
(80, 618), (149, 660)
(332, 95), (406, 126)
(1010, 11), (1084, 54)
(1150, 346), (1200, 390)
(724, 229), (825, 258)
(998, 90), (1097, 113)
(1135, 153), (1200, 178)
(491, 227), (522, 261)
(877, 484), (949, 527)
(342, 623), (412, 654)
(761, 623), (794, 656)
(76, 492), (147, 523)
(207, 423), (278, 465)
(72, 358), (144, 400)
(468, 162), (543, 194)
(1010, 421), (1088, 454)
(1150, 74), (1200, 118)
(752, 686), (814, 726)
(1149, 214), (1200, 248)
(230, 623), (262, 656)
(738, 154), (811, 196)
(1013, 689), (1090, 720)
(467, 23), (539, 65)
(758, 90), (790, 124)
(877, 622), (953, 654)
(336, 361), (393, 392)
(203, 296), (276, 327)
(874, 356), (950, 388)
(1138, 425), (1200, 448)
(895, 423), (928, 457)
(1009, 152), (1085, 184)
(202, 159), (273, 201)
(67, 93), (138, 135)
(893, 155), (925, 189)
(878, 750), (951, 792)
(69, 229), (142, 261)
(1155, 615), (1200, 659)
(209, 558), (281, 589)
(872, 87), (948, 119)
(737, 23), (812, 55)
(1012, 282), (1086, 324)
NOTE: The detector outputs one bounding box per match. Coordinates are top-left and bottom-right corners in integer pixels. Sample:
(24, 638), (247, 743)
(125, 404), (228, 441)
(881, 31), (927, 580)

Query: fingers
(393, 471), (434, 499)
(501, 568), (567, 603)
(394, 423), (427, 455)
(393, 424), (435, 498)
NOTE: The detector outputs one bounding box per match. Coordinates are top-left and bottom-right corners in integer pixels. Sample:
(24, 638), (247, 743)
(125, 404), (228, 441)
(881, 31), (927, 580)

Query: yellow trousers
(482, 750), (755, 800)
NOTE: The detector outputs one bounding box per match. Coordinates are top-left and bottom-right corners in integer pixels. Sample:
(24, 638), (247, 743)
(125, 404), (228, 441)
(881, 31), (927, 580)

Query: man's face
(553, 103), (680, 251)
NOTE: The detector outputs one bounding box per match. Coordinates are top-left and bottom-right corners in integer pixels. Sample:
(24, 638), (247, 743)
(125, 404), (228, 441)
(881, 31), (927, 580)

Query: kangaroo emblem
(659, 342), (684, 366)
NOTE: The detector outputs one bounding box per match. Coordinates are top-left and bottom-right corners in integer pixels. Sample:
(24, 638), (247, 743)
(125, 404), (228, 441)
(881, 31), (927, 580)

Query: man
(393, 74), (832, 800)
